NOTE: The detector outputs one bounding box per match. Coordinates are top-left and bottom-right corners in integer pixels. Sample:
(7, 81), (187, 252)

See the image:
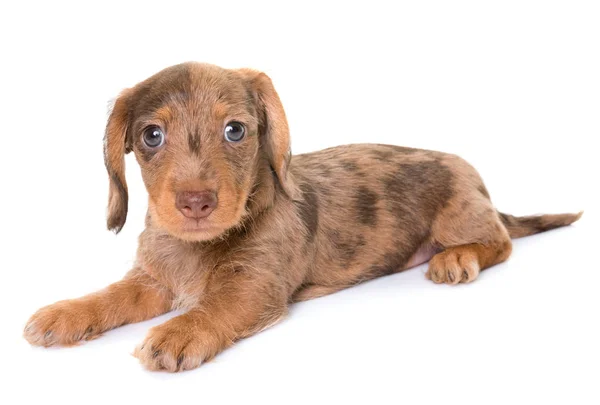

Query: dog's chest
(138, 239), (214, 309)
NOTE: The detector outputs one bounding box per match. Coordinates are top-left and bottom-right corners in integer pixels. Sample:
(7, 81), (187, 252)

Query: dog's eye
(143, 126), (165, 148)
(224, 121), (245, 142)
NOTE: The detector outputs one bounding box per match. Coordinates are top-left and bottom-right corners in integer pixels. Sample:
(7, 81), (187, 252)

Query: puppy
(24, 62), (582, 372)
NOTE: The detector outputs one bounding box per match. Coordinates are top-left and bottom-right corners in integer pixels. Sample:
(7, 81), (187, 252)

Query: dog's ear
(238, 69), (297, 199)
(104, 89), (133, 233)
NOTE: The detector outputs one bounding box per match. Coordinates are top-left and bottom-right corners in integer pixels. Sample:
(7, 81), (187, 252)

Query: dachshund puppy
(24, 62), (582, 372)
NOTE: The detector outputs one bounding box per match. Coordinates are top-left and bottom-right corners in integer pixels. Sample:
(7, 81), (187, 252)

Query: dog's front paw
(426, 248), (481, 284)
(134, 315), (225, 372)
(24, 300), (100, 347)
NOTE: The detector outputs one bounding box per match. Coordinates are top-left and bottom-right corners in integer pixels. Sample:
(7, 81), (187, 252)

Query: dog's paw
(134, 316), (224, 372)
(24, 300), (100, 347)
(426, 248), (481, 285)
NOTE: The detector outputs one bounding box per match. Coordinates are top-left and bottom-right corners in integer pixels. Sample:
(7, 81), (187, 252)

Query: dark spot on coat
(230, 265), (245, 273)
(377, 160), (454, 269)
(327, 230), (366, 266)
(354, 186), (378, 226)
(341, 160), (359, 172)
(372, 149), (394, 161)
(371, 145), (422, 161)
(313, 163), (332, 177)
(132, 289), (142, 305)
(135, 146), (156, 163)
(243, 86), (257, 116)
(130, 64), (193, 120)
(478, 184), (491, 199)
(382, 160), (453, 222)
(295, 183), (319, 242)
(367, 250), (416, 278)
(188, 133), (200, 155)
(382, 144), (420, 154)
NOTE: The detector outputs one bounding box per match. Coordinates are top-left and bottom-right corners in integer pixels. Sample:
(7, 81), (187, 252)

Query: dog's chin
(168, 219), (227, 242)
(161, 215), (245, 243)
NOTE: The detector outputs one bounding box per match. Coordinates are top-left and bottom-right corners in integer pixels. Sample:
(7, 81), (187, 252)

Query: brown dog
(23, 62), (582, 372)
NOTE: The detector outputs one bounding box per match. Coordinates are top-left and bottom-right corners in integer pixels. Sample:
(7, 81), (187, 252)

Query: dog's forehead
(131, 63), (248, 117)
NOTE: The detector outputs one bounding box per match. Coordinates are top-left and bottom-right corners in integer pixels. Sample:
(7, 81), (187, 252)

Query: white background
(1, 1), (598, 404)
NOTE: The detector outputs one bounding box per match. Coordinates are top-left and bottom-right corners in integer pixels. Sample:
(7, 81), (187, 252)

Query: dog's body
(24, 63), (582, 372)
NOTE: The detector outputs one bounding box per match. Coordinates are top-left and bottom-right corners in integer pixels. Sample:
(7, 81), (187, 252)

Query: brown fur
(24, 62), (582, 372)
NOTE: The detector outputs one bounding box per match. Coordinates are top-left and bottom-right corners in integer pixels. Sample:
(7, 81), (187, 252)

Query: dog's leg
(134, 274), (287, 372)
(24, 268), (173, 346)
(425, 190), (513, 284)
(426, 240), (512, 284)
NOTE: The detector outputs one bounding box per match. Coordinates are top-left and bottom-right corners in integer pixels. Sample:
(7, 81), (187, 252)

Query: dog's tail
(498, 211), (583, 239)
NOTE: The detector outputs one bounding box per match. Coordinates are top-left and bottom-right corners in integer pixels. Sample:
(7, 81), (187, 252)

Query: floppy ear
(103, 90), (132, 233)
(238, 69), (297, 199)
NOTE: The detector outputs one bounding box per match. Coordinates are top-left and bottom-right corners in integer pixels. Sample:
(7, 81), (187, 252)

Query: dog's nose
(176, 191), (218, 219)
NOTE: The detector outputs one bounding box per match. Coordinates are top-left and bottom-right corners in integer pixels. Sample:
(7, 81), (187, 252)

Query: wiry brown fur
(24, 62), (582, 372)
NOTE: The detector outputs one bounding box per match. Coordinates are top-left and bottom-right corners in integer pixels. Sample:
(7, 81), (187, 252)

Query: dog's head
(104, 63), (295, 241)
